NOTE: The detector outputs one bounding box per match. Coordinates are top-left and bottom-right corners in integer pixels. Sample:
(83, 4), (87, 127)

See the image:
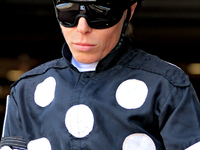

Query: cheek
(98, 25), (123, 51)
(60, 26), (74, 43)
(97, 32), (112, 47)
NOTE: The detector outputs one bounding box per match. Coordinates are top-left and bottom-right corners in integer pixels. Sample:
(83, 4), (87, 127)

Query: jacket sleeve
(0, 94), (27, 149)
(159, 84), (200, 149)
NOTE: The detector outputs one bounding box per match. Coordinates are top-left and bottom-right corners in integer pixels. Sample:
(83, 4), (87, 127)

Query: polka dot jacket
(1, 37), (200, 150)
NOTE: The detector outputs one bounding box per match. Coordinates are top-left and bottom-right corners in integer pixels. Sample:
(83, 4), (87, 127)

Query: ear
(129, 2), (138, 21)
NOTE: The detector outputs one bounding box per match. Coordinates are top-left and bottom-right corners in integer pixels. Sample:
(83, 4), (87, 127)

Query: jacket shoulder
(123, 49), (190, 87)
(11, 57), (69, 87)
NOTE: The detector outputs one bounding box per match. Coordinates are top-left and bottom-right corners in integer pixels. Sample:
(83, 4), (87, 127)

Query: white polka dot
(186, 141), (200, 150)
(65, 104), (94, 138)
(27, 137), (52, 150)
(116, 79), (148, 109)
(0, 146), (12, 150)
(123, 133), (156, 150)
(34, 77), (56, 107)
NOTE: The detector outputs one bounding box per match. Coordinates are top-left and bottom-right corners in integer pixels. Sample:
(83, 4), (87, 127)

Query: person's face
(60, 3), (137, 64)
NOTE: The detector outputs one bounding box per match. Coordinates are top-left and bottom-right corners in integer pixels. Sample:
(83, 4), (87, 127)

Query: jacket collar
(62, 36), (131, 72)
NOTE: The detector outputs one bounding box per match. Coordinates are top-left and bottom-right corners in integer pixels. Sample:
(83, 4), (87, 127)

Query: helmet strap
(115, 7), (131, 49)
(121, 7), (131, 37)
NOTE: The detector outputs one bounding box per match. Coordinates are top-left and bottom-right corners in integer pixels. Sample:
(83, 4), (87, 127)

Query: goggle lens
(55, 2), (126, 29)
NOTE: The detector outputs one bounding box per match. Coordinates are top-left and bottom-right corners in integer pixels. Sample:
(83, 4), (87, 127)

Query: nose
(76, 17), (92, 34)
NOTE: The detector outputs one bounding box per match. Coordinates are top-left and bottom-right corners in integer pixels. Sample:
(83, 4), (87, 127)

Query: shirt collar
(71, 56), (98, 72)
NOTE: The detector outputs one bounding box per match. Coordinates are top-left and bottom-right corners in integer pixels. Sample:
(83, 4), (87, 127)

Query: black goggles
(55, 2), (132, 29)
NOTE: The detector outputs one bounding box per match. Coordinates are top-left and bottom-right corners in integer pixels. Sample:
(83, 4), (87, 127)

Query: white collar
(71, 57), (98, 72)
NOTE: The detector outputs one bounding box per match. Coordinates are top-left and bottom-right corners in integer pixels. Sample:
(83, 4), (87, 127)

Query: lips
(74, 43), (96, 52)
